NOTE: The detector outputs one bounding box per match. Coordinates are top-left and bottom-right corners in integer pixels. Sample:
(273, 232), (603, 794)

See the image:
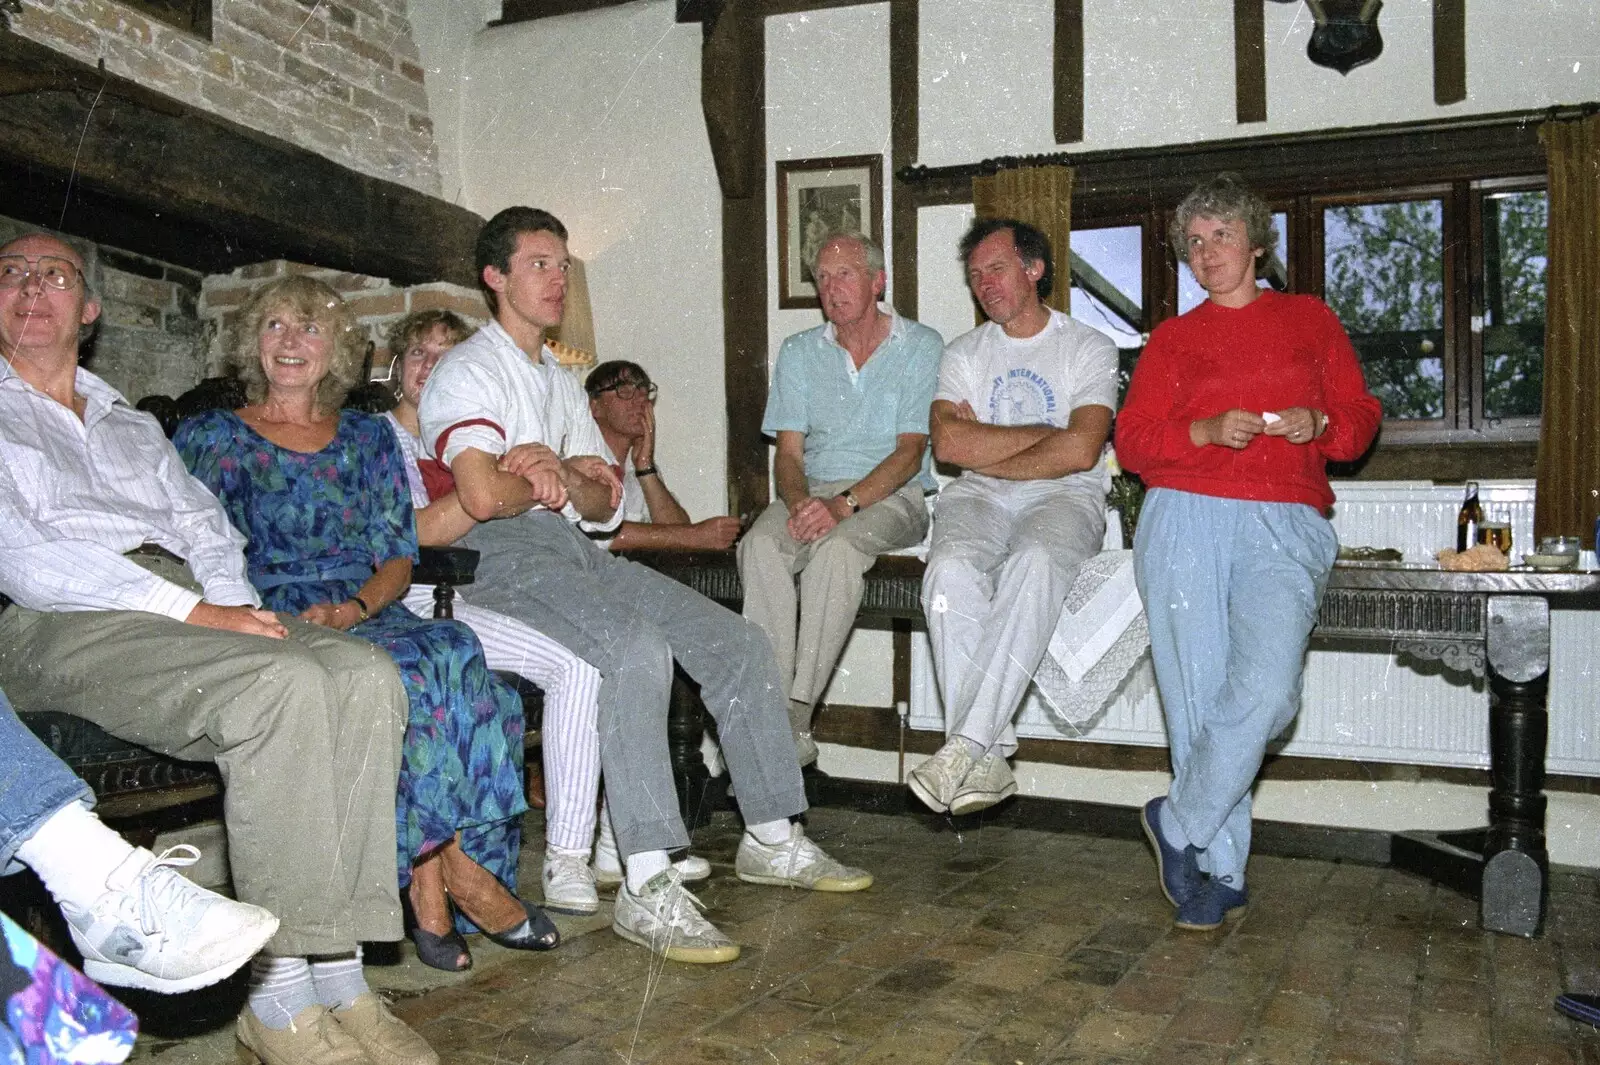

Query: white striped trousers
(404, 586), (601, 852)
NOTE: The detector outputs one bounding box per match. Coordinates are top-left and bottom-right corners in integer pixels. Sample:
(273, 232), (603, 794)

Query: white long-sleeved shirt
(417, 321), (622, 535)
(0, 365), (258, 619)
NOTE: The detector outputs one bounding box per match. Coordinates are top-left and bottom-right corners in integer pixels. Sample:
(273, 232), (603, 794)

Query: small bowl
(1539, 536), (1581, 558)
(1525, 552), (1579, 571)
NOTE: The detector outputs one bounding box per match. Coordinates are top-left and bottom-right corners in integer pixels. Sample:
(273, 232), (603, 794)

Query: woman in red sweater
(1115, 174), (1381, 930)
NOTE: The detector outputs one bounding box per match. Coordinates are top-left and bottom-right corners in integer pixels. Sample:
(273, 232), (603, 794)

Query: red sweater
(1113, 290), (1381, 513)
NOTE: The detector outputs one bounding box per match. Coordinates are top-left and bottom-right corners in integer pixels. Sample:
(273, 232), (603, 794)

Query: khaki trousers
(0, 558), (407, 957)
(738, 479), (929, 738)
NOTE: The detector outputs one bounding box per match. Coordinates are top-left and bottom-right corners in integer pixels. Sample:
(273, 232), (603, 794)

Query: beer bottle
(1457, 482), (1482, 552)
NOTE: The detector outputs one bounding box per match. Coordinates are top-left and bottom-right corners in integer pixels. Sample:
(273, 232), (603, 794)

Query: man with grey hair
(738, 231), (943, 766)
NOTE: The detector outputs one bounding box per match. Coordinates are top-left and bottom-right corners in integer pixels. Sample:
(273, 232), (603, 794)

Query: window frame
(1078, 174), (1548, 447)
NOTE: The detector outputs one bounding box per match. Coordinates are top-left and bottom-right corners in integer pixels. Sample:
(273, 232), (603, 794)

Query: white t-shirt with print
(935, 309), (1118, 497)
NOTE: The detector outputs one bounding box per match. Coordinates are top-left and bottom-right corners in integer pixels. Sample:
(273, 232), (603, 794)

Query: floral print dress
(1, 911), (136, 1064)
(175, 409), (527, 923)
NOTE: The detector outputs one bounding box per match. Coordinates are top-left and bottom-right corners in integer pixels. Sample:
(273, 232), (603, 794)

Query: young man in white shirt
(913, 219), (1118, 818)
(419, 207), (872, 965)
(0, 233), (430, 1065)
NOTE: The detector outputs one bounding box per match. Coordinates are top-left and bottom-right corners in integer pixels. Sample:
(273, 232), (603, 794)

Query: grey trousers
(738, 479), (928, 737)
(0, 558), (407, 957)
(463, 512), (806, 858)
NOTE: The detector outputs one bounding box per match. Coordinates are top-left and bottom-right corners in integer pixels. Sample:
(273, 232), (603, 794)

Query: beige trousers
(738, 478), (928, 738)
(0, 557), (407, 957)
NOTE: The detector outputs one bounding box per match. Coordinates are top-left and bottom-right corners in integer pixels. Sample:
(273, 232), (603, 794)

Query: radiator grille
(909, 481), (1600, 774)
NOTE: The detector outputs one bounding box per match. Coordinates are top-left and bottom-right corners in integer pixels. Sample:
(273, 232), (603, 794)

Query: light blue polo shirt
(763, 306), (944, 491)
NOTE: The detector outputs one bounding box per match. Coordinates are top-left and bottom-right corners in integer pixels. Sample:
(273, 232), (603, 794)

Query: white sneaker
(907, 739), (976, 814)
(949, 752), (1017, 816)
(542, 850), (599, 916)
(612, 870), (740, 964)
(735, 825), (872, 892)
(592, 816), (711, 887)
(64, 845), (279, 994)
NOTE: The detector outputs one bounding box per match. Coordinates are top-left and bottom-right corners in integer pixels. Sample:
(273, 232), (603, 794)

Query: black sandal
(480, 898), (560, 952)
(410, 923), (472, 972)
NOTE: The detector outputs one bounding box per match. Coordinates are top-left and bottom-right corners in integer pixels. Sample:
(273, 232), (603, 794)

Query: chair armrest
(415, 546), (479, 588)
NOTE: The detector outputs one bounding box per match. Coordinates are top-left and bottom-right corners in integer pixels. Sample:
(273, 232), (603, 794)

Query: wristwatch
(841, 490), (861, 514)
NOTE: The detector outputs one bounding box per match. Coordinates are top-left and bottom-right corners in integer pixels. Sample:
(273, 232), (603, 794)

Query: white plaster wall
(409, 1), (502, 207)
(450, 1), (729, 519)
(767, 6), (898, 707)
(919, 0), (1600, 168)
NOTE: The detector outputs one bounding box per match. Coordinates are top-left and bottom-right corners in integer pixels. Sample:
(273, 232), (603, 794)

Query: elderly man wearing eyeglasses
(583, 361), (742, 552)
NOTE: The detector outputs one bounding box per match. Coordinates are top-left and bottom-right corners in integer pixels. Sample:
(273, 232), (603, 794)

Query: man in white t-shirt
(912, 218), (1118, 817)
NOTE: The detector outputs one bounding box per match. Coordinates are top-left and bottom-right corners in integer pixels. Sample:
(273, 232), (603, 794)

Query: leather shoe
(236, 1005), (369, 1065)
(331, 992), (439, 1065)
(1175, 879), (1249, 932)
(1141, 797), (1204, 907)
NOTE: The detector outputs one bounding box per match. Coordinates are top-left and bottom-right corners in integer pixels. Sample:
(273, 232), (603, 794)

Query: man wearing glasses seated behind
(584, 361), (742, 551)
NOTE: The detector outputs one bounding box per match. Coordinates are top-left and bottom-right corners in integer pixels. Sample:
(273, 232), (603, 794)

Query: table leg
(1480, 595), (1550, 937)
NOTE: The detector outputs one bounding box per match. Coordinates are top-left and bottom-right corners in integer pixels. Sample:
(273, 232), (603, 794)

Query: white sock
(310, 949), (368, 1012)
(593, 803), (620, 873)
(746, 819), (793, 846)
(624, 850), (670, 893)
(248, 956), (317, 1030)
(14, 801), (136, 912)
(546, 844), (589, 863)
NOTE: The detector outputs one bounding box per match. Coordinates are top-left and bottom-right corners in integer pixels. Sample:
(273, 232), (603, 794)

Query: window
(1322, 198), (1445, 422)
(1480, 189), (1547, 422)
(1081, 180), (1549, 440)
(1067, 224), (1144, 401)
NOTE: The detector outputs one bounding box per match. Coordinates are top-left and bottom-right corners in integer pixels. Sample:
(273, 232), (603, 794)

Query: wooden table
(632, 551), (1598, 937)
(1319, 564), (1600, 936)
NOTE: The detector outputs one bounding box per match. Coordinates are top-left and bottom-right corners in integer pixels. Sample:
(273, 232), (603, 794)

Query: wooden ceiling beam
(0, 33), (481, 285)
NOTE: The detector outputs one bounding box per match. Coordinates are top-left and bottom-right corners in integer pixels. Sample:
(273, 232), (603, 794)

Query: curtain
(1535, 114), (1600, 545)
(971, 165), (1075, 320)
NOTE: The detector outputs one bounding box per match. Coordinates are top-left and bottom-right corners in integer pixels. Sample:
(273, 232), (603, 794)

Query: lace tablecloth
(1032, 549), (1151, 726)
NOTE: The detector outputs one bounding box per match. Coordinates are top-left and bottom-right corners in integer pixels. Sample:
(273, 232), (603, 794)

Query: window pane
(1323, 200), (1445, 421)
(1177, 212), (1288, 314)
(1482, 190), (1546, 420)
(1068, 225), (1144, 401)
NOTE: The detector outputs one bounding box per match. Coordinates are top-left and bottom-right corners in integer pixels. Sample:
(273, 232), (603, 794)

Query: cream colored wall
(920, 0), (1600, 166)
(443, 1), (729, 519)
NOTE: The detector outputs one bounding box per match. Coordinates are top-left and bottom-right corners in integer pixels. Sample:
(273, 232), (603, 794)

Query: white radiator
(910, 480), (1600, 775)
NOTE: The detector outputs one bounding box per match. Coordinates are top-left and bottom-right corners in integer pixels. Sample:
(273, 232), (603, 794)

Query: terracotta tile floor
(127, 803), (1600, 1064)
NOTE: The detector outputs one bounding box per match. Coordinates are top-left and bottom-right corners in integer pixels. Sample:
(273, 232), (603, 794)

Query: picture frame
(775, 154), (884, 310)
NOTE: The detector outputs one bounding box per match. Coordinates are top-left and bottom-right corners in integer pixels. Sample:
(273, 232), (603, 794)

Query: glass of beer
(1478, 521), (1513, 555)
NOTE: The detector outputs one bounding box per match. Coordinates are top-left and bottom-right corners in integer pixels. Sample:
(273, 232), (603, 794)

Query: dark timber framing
(1234, 0), (1267, 123)
(1054, 0), (1084, 144)
(0, 33), (481, 286)
(1433, 0), (1467, 106)
(698, 0), (771, 518)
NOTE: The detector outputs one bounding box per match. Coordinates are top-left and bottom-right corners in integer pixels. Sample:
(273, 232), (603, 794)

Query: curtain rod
(897, 102), (1600, 186)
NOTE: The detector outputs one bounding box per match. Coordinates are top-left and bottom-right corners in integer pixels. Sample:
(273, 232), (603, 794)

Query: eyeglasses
(0, 255), (82, 290)
(596, 382), (658, 402)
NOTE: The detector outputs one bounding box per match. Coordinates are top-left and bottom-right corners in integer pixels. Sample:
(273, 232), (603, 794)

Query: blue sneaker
(1175, 879), (1249, 931)
(1141, 797), (1203, 907)
(1556, 992), (1600, 1028)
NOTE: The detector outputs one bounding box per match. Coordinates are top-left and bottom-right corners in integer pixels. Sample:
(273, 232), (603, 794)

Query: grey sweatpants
(0, 557), (407, 957)
(463, 512), (806, 858)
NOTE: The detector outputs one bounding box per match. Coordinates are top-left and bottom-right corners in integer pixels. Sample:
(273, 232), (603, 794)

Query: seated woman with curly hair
(174, 277), (560, 984)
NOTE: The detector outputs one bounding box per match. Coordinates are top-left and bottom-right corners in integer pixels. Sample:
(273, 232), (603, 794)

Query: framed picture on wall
(776, 154), (884, 310)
